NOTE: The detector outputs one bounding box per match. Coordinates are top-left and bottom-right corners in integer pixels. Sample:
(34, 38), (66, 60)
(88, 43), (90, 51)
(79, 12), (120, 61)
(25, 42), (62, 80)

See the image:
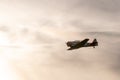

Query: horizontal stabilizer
(92, 39), (98, 46)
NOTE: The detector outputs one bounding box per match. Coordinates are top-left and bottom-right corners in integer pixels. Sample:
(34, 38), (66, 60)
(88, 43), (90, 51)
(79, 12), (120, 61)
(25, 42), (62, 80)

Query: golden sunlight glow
(0, 31), (31, 80)
(0, 32), (10, 46)
(0, 56), (22, 80)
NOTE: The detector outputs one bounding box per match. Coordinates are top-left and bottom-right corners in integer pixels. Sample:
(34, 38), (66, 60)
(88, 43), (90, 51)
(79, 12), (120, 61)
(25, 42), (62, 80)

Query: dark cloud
(72, 0), (120, 13)
(0, 26), (9, 32)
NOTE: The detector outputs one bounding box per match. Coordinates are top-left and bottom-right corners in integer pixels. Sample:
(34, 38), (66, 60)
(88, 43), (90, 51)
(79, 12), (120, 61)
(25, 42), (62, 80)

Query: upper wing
(79, 38), (89, 46)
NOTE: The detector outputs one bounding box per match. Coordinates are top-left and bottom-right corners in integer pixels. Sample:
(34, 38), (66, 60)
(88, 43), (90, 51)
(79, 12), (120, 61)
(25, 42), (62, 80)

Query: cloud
(2, 25), (119, 80)
(0, 0), (120, 80)
(0, 0), (120, 32)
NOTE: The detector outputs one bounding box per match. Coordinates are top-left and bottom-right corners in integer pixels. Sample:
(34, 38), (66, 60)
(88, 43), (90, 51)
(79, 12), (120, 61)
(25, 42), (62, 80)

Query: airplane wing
(79, 38), (89, 46)
(67, 39), (89, 50)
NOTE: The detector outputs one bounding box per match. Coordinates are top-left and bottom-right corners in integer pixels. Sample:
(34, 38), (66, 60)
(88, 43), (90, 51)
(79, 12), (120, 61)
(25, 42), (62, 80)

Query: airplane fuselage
(66, 38), (98, 50)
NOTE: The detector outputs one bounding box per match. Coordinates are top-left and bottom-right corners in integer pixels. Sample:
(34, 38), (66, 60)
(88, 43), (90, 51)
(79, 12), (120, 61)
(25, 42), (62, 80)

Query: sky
(0, 0), (120, 31)
(0, 0), (120, 80)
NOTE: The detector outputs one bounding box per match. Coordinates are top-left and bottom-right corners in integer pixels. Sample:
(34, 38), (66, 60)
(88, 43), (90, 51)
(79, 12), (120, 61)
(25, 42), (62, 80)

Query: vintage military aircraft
(66, 38), (98, 50)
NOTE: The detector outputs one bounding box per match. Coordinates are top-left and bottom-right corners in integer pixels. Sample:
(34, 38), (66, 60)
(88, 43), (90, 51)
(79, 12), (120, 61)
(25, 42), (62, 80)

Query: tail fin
(91, 39), (98, 48)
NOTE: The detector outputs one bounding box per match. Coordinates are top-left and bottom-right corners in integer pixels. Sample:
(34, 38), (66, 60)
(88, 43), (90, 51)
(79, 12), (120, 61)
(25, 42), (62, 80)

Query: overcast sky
(0, 0), (120, 80)
(0, 0), (120, 31)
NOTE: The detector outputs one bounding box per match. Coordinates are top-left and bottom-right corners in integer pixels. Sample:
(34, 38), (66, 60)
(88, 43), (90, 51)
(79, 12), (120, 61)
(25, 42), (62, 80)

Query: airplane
(66, 38), (98, 50)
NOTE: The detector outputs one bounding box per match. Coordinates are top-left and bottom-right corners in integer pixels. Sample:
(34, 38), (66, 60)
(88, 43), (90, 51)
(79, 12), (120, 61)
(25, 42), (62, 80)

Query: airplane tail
(91, 39), (98, 48)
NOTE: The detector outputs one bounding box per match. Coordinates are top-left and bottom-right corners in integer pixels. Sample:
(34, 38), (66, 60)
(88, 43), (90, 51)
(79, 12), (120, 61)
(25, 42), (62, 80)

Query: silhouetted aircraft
(66, 38), (98, 50)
